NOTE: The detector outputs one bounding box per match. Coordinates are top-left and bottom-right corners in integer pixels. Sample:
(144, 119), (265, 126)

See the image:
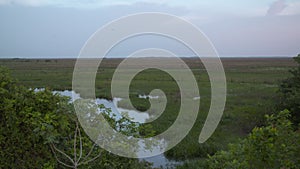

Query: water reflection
(49, 89), (180, 168)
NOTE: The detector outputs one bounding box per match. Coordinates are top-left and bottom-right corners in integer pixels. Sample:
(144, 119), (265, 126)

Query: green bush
(279, 54), (300, 124)
(206, 110), (300, 169)
(0, 66), (154, 169)
(0, 67), (67, 168)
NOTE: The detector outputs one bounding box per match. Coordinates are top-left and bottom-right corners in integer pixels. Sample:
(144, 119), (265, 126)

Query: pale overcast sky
(0, 0), (299, 58)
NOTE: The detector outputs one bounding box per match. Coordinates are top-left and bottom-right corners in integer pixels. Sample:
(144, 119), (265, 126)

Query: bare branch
(77, 122), (83, 163)
(74, 121), (78, 163)
(51, 143), (75, 164)
(51, 120), (104, 168)
(78, 137), (105, 166)
(50, 144), (74, 168)
(81, 143), (96, 163)
(80, 152), (102, 166)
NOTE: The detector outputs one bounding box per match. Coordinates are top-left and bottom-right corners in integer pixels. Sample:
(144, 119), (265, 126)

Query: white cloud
(266, 0), (287, 16)
(280, 1), (300, 15)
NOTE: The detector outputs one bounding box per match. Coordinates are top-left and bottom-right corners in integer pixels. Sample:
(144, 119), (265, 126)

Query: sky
(0, 0), (299, 58)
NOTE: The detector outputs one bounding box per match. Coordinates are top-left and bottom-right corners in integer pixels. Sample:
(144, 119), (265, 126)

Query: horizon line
(0, 55), (295, 59)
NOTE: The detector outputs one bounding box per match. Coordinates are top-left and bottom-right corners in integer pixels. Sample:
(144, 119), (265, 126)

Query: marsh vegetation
(1, 56), (300, 168)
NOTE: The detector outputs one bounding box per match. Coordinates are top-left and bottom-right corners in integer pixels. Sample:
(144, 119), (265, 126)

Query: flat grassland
(0, 57), (297, 159)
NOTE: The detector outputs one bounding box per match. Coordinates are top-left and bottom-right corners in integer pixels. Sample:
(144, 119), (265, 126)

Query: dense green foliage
(279, 54), (300, 124)
(0, 67), (69, 168)
(0, 67), (153, 169)
(206, 110), (300, 169)
(178, 110), (300, 169)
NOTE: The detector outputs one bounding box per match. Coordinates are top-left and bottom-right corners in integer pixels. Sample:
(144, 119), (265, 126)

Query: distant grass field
(0, 57), (297, 160)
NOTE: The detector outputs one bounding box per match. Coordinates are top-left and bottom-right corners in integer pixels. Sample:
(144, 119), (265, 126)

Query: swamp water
(36, 89), (183, 168)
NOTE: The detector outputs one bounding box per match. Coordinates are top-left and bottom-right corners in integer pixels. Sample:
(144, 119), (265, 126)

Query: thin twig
(77, 122), (83, 163)
(81, 152), (102, 165)
(74, 121), (78, 163)
(81, 135), (104, 161)
(50, 144), (74, 168)
(81, 143), (96, 162)
(51, 143), (74, 164)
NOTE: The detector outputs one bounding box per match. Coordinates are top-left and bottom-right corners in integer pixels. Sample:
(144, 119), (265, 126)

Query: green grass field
(0, 57), (297, 161)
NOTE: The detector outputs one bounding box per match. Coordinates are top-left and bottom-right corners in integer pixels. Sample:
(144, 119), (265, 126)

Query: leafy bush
(279, 54), (300, 124)
(0, 67), (69, 168)
(0, 66), (154, 169)
(206, 110), (300, 169)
